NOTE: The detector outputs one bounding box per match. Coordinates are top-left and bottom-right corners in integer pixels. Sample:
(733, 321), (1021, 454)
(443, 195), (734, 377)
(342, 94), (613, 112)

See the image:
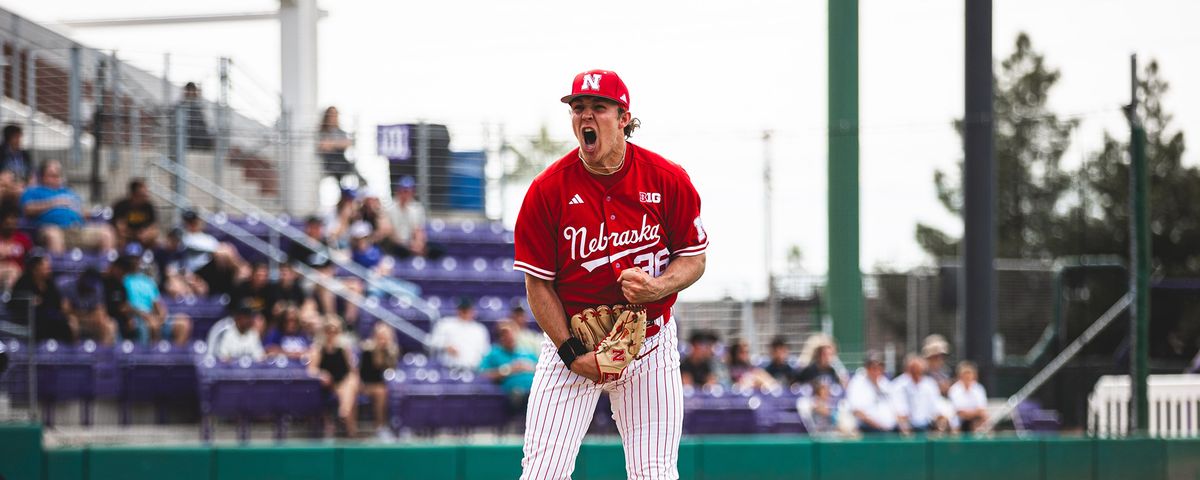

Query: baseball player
(514, 69), (708, 479)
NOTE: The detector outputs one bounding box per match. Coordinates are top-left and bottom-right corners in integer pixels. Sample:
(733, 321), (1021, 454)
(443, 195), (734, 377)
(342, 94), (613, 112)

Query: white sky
(7, 0), (1199, 300)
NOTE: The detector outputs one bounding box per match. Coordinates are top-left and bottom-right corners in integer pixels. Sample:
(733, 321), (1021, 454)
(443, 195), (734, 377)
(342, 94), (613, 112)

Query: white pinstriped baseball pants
(520, 318), (683, 480)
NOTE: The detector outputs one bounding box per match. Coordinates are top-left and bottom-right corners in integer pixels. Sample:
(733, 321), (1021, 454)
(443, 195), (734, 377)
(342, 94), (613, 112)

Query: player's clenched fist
(619, 267), (664, 304)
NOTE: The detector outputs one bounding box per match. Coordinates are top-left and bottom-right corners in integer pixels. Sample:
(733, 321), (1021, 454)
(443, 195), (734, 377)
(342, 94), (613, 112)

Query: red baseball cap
(560, 69), (630, 110)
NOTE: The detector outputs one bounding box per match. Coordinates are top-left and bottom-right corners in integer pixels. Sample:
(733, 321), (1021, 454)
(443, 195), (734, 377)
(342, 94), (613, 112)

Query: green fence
(4, 425), (1199, 480)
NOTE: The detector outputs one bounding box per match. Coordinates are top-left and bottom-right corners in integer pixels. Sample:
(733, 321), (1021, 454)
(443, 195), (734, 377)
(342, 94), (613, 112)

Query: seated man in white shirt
(846, 351), (902, 434)
(891, 354), (952, 433)
(948, 361), (989, 432)
(209, 301), (266, 362)
(428, 297), (490, 369)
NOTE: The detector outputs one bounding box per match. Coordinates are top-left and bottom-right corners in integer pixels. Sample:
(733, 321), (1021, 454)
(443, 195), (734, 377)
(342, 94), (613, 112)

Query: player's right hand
(569, 351), (601, 383)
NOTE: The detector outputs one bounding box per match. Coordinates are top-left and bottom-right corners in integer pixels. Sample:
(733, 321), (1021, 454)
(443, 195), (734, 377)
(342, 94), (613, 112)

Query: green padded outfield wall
(7, 426), (1200, 480)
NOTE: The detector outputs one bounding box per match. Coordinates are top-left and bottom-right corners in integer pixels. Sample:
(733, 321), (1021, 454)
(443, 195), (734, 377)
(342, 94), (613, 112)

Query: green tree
(916, 33), (1078, 259)
(1067, 61), (1200, 277)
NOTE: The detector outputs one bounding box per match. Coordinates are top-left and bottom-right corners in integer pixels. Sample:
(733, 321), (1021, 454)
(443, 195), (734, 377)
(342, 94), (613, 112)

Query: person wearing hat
(119, 242), (192, 346)
(382, 175), (443, 259)
(209, 299), (266, 362)
(922, 334), (953, 395)
(846, 351), (904, 434)
(428, 296), (490, 369)
(515, 69), (708, 479)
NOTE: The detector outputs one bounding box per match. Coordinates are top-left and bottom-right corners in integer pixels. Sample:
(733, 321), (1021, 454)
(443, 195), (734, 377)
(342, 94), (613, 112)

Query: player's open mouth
(582, 128), (597, 150)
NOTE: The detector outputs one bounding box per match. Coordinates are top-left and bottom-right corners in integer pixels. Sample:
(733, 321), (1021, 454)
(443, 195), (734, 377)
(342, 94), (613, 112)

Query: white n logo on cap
(581, 73), (602, 91)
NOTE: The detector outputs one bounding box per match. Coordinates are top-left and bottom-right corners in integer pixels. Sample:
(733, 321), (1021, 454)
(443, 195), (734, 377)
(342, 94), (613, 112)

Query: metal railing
(144, 176), (432, 347)
(982, 292), (1132, 433)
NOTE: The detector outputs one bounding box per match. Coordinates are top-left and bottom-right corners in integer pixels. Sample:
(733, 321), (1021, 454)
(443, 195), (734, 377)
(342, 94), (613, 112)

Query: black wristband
(557, 337), (589, 368)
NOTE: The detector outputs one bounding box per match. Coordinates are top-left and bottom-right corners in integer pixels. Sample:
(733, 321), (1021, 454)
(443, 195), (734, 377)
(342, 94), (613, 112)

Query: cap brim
(561, 94), (627, 109)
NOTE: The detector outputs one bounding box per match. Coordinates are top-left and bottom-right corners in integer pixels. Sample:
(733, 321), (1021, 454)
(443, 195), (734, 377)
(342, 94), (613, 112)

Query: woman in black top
(308, 315), (359, 438)
(359, 322), (399, 441)
(7, 252), (76, 343)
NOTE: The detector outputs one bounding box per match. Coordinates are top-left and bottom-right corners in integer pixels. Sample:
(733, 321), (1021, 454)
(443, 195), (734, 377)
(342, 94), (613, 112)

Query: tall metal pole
(69, 45), (83, 167)
(89, 56), (106, 204)
(216, 57), (231, 201)
(173, 104), (186, 220)
(763, 130), (777, 345)
(109, 52), (123, 171)
(416, 122), (431, 207)
(25, 52), (35, 149)
(162, 53), (171, 162)
(1127, 54), (1150, 433)
(7, 44), (19, 125)
(828, 0), (864, 362)
(963, 0), (997, 390)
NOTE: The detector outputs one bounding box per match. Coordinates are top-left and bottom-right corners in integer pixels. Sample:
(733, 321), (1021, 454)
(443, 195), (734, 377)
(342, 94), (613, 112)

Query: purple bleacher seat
(50, 250), (110, 275)
(1, 340), (119, 426)
(387, 381), (509, 432)
(116, 340), (204, 424)
(197, 356), (323, 442)
(164, 295), (229, 340)
(682, 390), (761, 434)
(1013, 399), (1061, 433)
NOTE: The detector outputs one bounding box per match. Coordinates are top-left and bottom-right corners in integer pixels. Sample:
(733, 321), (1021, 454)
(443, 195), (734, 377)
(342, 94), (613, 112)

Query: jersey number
(633, 248), (671, 278)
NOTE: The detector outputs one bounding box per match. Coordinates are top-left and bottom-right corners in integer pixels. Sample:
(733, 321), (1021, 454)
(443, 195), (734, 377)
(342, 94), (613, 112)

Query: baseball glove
(569, 304), (648, 383)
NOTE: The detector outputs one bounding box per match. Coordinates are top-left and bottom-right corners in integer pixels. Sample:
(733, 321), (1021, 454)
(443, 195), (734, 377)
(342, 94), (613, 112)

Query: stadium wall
(4, 425), (1200, 480)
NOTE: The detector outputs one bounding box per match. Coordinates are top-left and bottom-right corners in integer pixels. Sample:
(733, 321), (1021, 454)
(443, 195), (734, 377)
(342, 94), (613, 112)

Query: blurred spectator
(727, 338), (778, 390)
(948, 361), (989, 432)
(20, 160), (115, 254)
(923, 334), (953, 395)
(359, 322), (399, 442)
(890, 354), (951, 433)
(267, 262), (317, 325)
(317, 106), (361, 184)
(68, 267), (116, 346)
(325, 192), (358, 251)
(349, 221), (384, 269)
(383, 176), (443, 259)
(310, 315), (359, 438)
(847, 351), (901, 434)
(120, 243), (191, 346)
(7, 250), (76, 343)
(180, 210), (243, 296)
(481, 322), (538, 419)
(804, 382), (840, 434)
(231, 262), (272, 331)
(763, 336), (798, 387)
(0, 124), (31, 198)
(428, 297), (490, 369)
(0, 203), (33, 292)
(176, 82), (213, 150)
(209, 300), (265, 362)
(796, 341), (847, 388)
(292, 214), (362, 327)
(289, 215), (334, 270)
(156, 227), (205, 297)
(111, 178), (159, 247)
(358, 190), (393, 245)
(680, 330), (721, 387)
(500, 306), (541, 354)
(263, 306), (314, 360)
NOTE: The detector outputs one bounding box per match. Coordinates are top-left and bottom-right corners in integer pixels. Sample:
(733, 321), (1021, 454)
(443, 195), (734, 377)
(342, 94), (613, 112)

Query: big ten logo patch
(639, 192), (661, 204)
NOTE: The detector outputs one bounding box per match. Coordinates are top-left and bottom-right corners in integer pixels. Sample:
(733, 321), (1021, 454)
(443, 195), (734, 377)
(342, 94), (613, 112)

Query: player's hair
(618, 107), (640, 139)
(957, 360), (978, 375)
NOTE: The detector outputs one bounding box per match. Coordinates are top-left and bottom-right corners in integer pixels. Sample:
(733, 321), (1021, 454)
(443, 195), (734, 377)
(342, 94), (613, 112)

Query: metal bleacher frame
(145, 155), (437, 347)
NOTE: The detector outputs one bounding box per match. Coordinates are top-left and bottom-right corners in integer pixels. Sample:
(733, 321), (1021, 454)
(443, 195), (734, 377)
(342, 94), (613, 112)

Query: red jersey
(514, 142), (707, 325)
